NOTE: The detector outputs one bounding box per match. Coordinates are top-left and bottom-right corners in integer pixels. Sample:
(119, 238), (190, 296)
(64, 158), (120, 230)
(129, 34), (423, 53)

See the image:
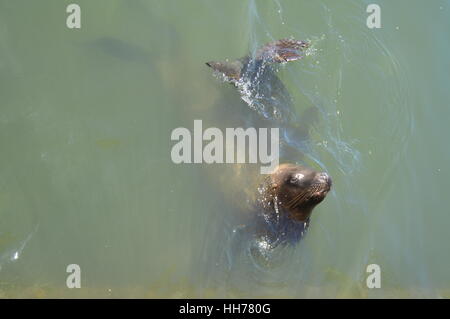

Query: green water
(0, 0), (450, 298)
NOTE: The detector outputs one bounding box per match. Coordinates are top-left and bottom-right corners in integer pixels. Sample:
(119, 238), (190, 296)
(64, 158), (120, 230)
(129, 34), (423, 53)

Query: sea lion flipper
(205, 59), (245, 81)
(255, 38), (309, 63)
(205, 38), (308, 80)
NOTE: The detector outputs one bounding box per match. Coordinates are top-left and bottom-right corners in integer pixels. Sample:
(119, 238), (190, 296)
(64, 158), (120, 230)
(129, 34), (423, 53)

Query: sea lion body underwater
(206, 38), (331, 247)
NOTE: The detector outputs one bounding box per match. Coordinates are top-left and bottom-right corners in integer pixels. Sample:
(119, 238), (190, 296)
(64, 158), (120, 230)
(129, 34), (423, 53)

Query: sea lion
(253, 163), (331, 246)
(205, 38), (331, 247)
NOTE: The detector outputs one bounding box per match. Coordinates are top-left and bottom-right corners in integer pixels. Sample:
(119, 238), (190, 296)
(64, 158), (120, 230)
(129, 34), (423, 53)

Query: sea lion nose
(317, 172), (332, 187)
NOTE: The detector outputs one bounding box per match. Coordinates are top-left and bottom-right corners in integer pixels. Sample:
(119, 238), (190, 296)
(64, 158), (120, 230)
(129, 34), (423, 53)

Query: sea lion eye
(289, 173), (304, 185)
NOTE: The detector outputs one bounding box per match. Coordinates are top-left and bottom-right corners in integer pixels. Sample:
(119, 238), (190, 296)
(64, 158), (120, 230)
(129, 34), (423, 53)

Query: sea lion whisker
(287, 184), (323, 208)
(287, 191), (309, 208)
(288, 190), (310, 206)
(286, 192), (304, 207)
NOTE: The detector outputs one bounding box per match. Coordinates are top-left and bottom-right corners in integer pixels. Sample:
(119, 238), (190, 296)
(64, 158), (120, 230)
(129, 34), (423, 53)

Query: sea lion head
(263, 163), (332, 222)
